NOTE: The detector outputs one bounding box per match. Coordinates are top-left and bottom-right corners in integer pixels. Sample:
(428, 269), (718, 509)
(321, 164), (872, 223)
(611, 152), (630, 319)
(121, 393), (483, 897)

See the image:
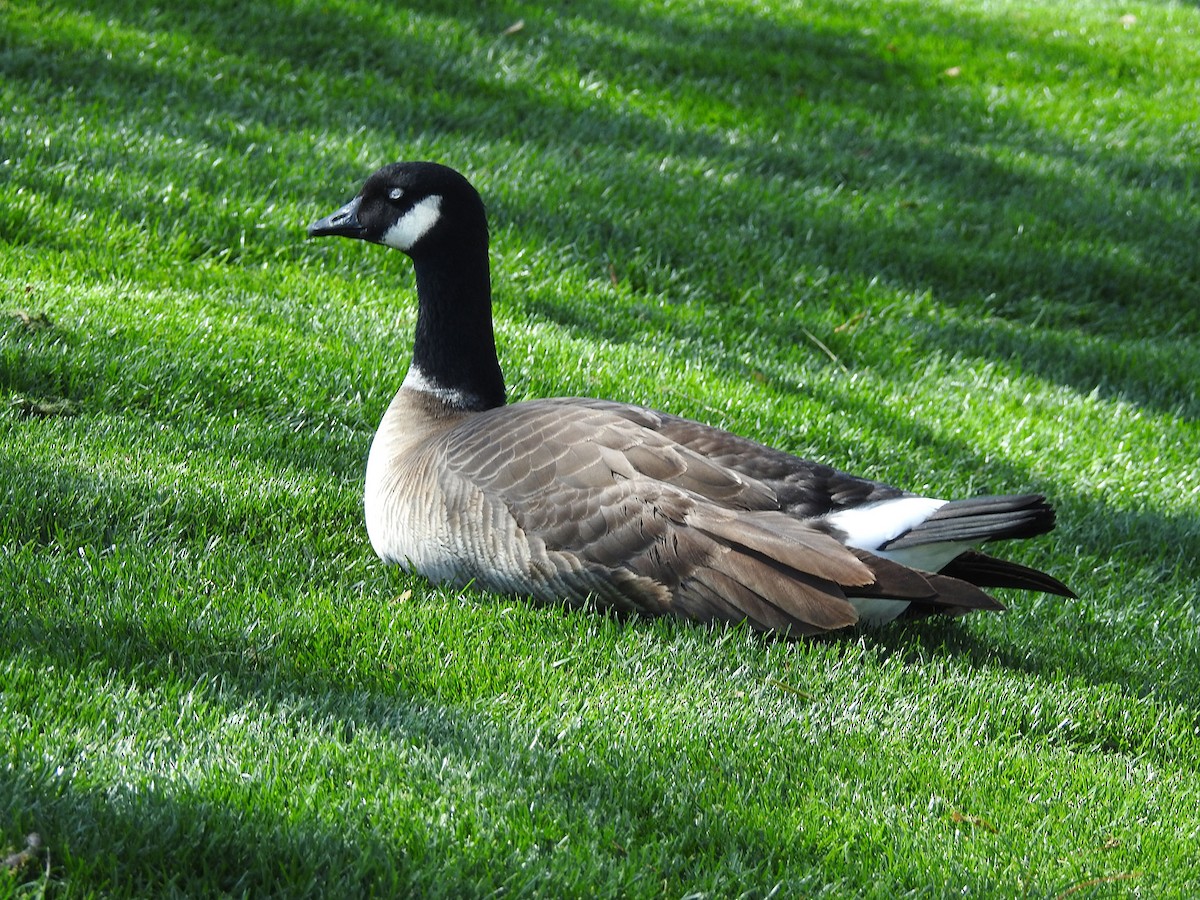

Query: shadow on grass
(0, 310), (78, 404)
(4, 2), (1198, 892)
(5, 0), (1199, 802)
(3, 0), (1196, 418)
(0, 593), (808, 895)
(1, 760), (410, 896)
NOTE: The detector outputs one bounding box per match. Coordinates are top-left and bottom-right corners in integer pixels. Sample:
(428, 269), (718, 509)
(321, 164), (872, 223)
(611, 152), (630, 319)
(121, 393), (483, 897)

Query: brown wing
(433, 399), (1004, 635)
(555, 399), (1073, 606)
(559, 397), (909, 515)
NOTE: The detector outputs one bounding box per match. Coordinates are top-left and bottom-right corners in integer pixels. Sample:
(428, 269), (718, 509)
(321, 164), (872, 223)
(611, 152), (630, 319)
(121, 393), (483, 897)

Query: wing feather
(407, 396), (1067, 634)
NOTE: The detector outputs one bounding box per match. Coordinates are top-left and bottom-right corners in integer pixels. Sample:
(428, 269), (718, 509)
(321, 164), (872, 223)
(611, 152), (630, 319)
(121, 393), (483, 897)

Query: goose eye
(388, 187), (405, 203)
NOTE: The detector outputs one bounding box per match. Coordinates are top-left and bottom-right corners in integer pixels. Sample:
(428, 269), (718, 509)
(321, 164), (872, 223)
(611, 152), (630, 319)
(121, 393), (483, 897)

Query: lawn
(2, 0), (1198, 895)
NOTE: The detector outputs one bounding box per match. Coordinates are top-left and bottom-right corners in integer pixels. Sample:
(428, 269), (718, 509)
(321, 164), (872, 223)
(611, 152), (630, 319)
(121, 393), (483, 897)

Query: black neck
(409, 241), (506, 411)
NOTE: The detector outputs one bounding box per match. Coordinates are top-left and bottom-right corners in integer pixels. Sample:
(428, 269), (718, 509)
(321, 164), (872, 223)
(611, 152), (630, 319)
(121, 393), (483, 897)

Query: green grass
(2, 0), (1198, 895)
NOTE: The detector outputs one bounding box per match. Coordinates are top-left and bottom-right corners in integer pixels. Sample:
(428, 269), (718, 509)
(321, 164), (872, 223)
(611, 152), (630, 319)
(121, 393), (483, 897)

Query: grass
(2, 0), (1198, 895)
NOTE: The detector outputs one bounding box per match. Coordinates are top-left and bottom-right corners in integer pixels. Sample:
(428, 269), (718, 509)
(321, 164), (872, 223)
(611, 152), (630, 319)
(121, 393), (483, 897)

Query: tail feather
(849, 550), (1006, 612)
(940, 549), (1076, 598)
(882, 494), (1056, 550)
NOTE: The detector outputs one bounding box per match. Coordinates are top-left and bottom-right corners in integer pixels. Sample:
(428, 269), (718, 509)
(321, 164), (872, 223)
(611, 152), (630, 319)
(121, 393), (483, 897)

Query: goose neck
(408, 247), (505, 411)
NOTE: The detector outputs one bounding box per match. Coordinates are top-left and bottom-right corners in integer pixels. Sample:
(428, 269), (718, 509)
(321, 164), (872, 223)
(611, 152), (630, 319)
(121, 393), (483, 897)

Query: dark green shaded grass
(3, 0), (1199, 896)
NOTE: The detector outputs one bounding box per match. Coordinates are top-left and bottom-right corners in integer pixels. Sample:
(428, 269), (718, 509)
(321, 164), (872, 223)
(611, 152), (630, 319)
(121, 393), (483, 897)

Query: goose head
(307, 162), (505, 411)
(307, 161), (488, 258)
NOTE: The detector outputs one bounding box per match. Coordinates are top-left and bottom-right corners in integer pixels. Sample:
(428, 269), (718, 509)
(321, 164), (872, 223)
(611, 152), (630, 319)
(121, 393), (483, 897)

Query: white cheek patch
(381, 194), (443, 251)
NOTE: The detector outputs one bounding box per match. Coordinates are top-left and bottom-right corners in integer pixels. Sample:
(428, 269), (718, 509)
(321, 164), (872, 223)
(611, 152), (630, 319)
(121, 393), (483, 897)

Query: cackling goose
(308, 161), (1074, 636)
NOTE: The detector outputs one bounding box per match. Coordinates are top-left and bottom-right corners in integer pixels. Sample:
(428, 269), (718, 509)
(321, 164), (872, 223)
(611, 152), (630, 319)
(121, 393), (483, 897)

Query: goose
(308, 161), (1074, 636)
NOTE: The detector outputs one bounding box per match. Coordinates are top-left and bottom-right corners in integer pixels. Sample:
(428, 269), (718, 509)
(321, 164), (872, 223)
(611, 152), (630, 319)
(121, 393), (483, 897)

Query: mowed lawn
(2, 0), (1198, 896)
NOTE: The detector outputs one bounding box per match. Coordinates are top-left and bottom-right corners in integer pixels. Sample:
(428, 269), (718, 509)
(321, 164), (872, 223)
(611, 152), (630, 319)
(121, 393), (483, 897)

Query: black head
(307, 161), (487, 257)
